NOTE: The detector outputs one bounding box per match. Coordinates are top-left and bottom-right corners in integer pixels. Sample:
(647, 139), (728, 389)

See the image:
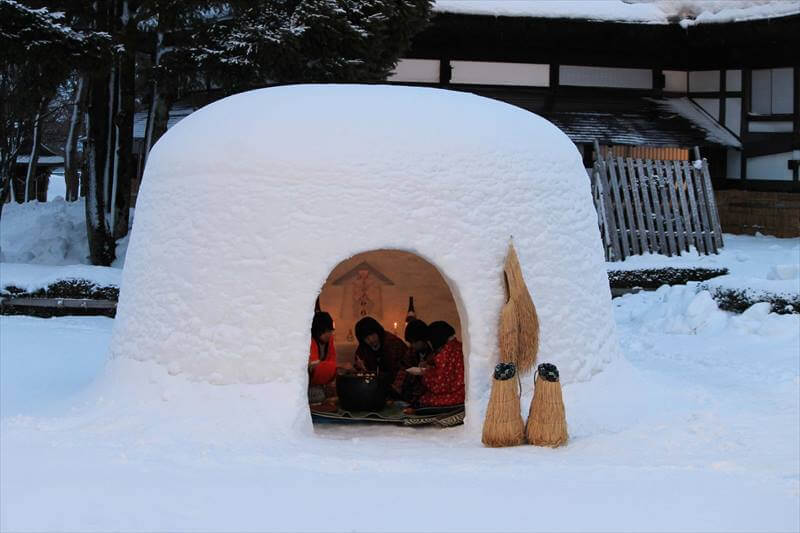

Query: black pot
(336, 372), (387, 412)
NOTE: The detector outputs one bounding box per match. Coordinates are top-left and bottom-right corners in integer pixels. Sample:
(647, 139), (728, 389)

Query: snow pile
(112, 84), (619, 437)
(611, 234), (800, 304)
(670, 0), (800, 27)
(433, 0), (800, 25)
(616, 283), (799, 336)
(0, 263), (121, 294)
(0, 199), (89, 265)
(0, 198), (130, 269)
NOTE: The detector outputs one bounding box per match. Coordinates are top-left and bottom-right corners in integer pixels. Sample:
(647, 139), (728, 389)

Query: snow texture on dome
(110, 84), (620, 435)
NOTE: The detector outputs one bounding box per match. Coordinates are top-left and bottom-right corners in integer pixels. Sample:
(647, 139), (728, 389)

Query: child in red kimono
(417, 321), (465, 408)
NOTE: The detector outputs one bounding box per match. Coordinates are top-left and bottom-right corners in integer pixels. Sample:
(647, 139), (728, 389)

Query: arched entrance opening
(307, 249), (466, 428)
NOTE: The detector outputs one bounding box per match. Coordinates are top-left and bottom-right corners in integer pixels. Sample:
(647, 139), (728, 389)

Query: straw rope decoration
(500, 243), (540, 375)
(481, 242), (542, 447)
(526, 363), (568, 447)
(481, 363), (525, 447)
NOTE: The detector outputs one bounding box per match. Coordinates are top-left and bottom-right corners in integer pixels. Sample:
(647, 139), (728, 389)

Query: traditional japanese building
(132, 1), (800, 236)
(385, 1), (800, 236)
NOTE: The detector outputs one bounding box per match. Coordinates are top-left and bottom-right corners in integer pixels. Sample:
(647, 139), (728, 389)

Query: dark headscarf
(354, 316), (385, 347)
(427, 321), (456, 353)
(311, 312), (334, 341)
(404, 319), (429, 343)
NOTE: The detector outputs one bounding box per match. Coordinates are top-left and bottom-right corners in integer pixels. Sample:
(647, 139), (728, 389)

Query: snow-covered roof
(15, 155), (64, 166)
(132, 104), (195, 140)
(433, 0), (800, 27)
(546, 97), (740, 148)
(113, 84), (620, 438)
(652, 97), (741, 148)
(15, 144), (64, 166)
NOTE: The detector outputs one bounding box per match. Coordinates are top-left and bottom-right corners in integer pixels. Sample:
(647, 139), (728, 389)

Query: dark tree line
(1, 0), (432, 265)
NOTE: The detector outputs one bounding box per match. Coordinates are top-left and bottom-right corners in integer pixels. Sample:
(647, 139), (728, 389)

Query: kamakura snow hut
(110, 84), (619, 437)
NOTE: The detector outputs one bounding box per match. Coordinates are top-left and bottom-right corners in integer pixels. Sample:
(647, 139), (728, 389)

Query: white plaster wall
(725, 98), (741, 136)
(450, 61), (549, 86)
(664, 70), (687, 93)
(388, 59), (440, 83)
(560, 65), (651, 89)
(746, 152), (793, 181)
(689, 70), (720, 92)
(726, 70), (742, 92)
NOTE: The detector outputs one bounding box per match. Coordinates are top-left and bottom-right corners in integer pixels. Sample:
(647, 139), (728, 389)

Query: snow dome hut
(110, 84), (620, 438)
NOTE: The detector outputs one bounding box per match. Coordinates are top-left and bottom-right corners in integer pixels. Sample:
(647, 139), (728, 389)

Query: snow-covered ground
(1, 199), (798, 531)
(2, 283), (798, 531)
(611, 233), (800, 298)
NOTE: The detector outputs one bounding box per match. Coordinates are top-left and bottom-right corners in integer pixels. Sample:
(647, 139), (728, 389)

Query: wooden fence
(592, 142), (724, 262)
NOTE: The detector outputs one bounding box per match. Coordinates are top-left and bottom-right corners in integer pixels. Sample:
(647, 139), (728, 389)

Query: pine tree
(192, 0), (433, 88)
(0, 0), (107, 220)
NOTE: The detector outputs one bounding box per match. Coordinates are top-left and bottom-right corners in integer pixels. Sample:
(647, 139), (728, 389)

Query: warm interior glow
(316, 249), (462, 370)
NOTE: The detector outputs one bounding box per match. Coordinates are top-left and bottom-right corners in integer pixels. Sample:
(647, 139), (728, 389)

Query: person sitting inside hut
(411, 320), (465, 410)
(308, 311), (338, 412)
(353, 316), (411, 400)
(399, 319), (431, 404)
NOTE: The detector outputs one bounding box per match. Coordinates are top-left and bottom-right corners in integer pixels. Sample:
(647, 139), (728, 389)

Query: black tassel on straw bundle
(482, 362), (525, 447)
(526, 363), (568, 447)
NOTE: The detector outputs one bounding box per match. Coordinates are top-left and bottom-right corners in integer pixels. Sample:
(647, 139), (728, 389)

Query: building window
(751, 68), (794, 115)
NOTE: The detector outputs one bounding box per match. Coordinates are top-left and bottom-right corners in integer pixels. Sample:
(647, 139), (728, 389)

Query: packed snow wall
(110, 84), (620, 436)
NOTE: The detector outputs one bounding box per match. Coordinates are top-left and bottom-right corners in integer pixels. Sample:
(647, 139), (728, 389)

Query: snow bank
(111, 84), (620, 438)
(0, 199), (89, 265)
(616, 283), (800, 337)
(0, 198), (130, 268)
(433, 0), (800, 26)
(0, 262), (121, 293)
(610, 233), (800, 299)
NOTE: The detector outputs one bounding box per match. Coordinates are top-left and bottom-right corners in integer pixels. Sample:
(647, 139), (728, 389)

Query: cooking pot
(336, 372), (386, 411)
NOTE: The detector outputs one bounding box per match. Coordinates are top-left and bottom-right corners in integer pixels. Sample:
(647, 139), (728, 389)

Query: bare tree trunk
(24, 102), (44, 202)
(84, 0), (138, 264)
(113, 16), (135, 239)
(143, 30), (173, 172)
(84, 0), (117, 266)
(35, 169), (50, 202)
(85, 68), (116, 265)
(65, 76), (87, 201)
(80, 108), (89, 199)
(0, 153), (15, 221)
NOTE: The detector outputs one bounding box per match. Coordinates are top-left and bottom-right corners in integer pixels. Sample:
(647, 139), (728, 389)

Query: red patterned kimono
(419, 338), (465, 407)
(309, 338), (337, 386)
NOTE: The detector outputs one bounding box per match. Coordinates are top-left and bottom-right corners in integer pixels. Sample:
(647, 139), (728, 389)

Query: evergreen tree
(4, 0), (433, 264)
(194, 0), (433, 88)
(0, 0), (107, 219)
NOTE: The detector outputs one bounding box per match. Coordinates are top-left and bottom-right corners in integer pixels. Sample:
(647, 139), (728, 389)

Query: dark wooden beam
(407, 13), (800, 70)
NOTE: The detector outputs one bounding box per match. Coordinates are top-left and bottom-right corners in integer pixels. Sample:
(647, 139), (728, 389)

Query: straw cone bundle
(526, 364), (568, 447)
(499, 303), (519, 363)
(482, 364), (525, 447)
(499, 244), (540, 374)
